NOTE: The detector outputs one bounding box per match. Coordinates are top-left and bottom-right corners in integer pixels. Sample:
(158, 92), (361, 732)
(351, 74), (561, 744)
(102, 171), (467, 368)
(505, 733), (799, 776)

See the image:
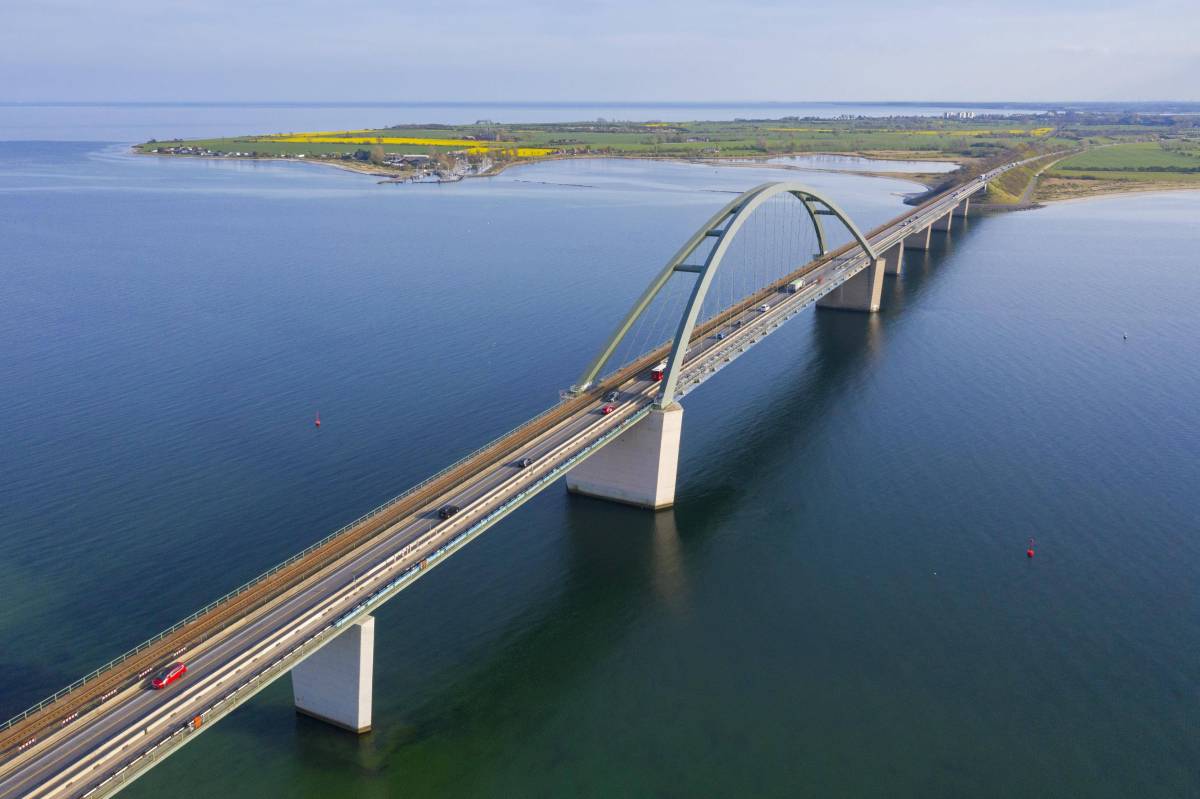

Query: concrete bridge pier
(953, 198), (970, 218)
(903, 226), (932, 251)
(292, 615), (374, 733)
(932, 211), (953, 233)
(566, 403), (682, 509)
(881, 243), (904, 276)
(818, 256), (885, 312)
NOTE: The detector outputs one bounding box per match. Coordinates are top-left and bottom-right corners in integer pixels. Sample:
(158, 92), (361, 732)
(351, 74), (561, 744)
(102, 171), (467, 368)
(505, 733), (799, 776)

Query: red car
(151, 661), (187, 690)
(601, 403), (617, 415)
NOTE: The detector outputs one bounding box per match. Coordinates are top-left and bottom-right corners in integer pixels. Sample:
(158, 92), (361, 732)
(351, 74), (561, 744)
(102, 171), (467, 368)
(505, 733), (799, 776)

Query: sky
(1, 0), (1197, 103)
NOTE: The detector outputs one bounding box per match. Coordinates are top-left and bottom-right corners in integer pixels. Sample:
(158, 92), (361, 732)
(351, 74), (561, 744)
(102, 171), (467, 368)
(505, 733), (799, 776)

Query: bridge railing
(1, 153), (1067, 738)
(1, 394), (583, 734)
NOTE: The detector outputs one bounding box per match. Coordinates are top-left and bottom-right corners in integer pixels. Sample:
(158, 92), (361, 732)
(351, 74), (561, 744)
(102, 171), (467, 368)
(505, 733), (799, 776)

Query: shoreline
(130, 146), (952, 189)
(1037, 183), (1200, 205)
(131, 147), (1200, 205)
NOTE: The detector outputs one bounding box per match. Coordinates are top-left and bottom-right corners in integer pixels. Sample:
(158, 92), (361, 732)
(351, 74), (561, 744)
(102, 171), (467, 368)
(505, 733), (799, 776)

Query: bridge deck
(0, 158), (1040, 799)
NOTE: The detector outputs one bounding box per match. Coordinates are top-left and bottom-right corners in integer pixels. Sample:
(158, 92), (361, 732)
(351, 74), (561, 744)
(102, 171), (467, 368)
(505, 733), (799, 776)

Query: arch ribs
(574, 181), (876, 408)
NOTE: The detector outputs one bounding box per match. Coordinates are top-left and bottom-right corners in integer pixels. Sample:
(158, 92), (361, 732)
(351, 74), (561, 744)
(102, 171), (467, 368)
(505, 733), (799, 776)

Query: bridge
(0, 157), (1034, 798)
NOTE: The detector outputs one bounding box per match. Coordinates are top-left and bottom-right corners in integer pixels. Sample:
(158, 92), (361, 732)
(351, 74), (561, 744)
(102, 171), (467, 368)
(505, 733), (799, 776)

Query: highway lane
(0, 159), (1031, 798)
(1, 191), (962, 798)
(12, 258), (841, 796)
(3, 375), (668, 798)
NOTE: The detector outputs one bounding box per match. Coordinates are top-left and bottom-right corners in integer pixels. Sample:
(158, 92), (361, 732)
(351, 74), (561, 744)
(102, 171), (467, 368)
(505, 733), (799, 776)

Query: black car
(438, 504), (461, 520)
(517, 457), (534, 468)
(603, 390), (621, 402)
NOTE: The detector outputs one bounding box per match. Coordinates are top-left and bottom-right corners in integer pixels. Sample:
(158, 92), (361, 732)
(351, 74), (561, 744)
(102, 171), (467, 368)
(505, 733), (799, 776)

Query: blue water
(1, 140), (1197, 797)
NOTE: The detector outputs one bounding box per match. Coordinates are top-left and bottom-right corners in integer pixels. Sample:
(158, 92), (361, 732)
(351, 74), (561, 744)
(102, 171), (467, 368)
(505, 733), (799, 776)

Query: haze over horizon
(3, 0), (1197, 104)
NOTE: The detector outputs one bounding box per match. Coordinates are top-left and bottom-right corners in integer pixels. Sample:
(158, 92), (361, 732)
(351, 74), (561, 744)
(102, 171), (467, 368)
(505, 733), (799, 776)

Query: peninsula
(137, 110), (1200, 205)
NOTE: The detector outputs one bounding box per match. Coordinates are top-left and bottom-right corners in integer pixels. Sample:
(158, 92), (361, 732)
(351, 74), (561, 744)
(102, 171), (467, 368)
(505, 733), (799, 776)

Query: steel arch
(574, 181), (877, 406)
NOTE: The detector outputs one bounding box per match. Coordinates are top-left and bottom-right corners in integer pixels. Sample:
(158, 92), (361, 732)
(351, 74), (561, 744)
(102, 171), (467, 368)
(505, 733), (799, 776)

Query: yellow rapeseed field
(261, 131), (554, 156)
(268, 135), (486, 147)
(465, 147), (555, 157)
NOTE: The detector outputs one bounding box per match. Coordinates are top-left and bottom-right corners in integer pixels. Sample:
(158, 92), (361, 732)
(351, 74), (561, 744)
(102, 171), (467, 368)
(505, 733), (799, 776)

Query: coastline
(130, 146), (950, 189)
(1037, 183), (1200, 205)
(132, 146), (1200, 205)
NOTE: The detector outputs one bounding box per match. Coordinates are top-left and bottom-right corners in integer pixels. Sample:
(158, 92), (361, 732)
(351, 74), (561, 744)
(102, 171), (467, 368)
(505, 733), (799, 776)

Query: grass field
(1051, 142), (1200, 173)
(140, 118), (1071, 164)
(137, 115), (1200, 204)
(1038, 142), (1200, 201)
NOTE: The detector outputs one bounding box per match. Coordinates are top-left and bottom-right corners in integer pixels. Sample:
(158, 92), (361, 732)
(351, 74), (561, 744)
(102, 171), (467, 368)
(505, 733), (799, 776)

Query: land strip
(1036, 141), (1200, 202)
(134, 112), (1199, 201)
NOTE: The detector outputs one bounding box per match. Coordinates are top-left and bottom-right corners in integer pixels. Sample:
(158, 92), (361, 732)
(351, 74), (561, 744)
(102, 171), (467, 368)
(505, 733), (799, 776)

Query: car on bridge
(516, 457), (534, 468)
(438, 504), (460, 520)
(601, 403), (617, 415)
(151, 662), (187, 690)
(651, 360), (667, 381)
(604, 390), (621, 402)
(758, 303), (771, 312)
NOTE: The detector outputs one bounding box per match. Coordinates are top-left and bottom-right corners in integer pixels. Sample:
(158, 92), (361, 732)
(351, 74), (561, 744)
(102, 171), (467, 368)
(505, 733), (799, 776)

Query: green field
(1052, 142), (1200, 173)
(1035, 141), (1200, 200)
(140, 117), (1070, 163)
(138, 115), (1200, 204)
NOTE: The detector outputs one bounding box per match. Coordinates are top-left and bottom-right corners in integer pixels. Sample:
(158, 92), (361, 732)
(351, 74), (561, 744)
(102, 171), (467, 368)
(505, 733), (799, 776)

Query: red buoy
(1026, 537), (1035, 558)
(314, 411), (321, 428)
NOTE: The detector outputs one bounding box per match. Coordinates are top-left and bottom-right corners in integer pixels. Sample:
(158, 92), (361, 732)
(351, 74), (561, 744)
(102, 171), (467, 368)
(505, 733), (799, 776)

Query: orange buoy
(1026, 537), (1035, 558)
(314, 411), (321, 428)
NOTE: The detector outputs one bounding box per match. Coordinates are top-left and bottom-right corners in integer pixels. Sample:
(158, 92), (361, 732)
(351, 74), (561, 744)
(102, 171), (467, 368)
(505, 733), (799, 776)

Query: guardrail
(0, 395), (579, 734)
(1, 153), (1056, 741)
(77, 398), (658, 798)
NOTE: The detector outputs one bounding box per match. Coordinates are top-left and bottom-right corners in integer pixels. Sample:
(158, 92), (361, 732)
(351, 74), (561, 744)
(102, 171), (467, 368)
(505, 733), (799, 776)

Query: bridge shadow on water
(670, 215), (980, 531)
(245, 506), (693, 794)
(320, 218), (991, 781)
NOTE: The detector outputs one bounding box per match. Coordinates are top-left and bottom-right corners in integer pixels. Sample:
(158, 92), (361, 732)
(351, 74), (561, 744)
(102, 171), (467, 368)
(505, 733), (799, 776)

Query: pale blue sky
(2, 0), (1196, 102)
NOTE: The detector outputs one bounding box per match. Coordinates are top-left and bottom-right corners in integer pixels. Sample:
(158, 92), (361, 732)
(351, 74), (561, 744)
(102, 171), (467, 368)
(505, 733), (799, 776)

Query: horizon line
(3, 99), (1198, 108)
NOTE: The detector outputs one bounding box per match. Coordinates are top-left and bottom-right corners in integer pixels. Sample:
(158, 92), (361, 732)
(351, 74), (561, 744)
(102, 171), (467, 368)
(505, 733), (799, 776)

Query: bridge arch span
(575, 181), (877, 406)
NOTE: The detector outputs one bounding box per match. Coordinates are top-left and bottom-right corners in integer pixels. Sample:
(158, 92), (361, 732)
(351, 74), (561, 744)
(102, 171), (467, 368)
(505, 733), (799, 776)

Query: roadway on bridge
(0, 159), (1026, 799)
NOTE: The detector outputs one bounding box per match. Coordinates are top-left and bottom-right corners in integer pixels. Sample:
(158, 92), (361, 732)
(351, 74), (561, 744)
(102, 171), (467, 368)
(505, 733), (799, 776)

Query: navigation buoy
(1026, 538), (1035, 559)
(314, 411), (321, 428)
(1123, 332), (1128, 340)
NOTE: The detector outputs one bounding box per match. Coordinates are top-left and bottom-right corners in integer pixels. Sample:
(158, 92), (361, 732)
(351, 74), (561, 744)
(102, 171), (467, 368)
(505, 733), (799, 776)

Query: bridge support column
(566, 403), (682, 509)
(953, 197), (970, 218)
(903, 226), (932, 251)
(881, 243), (904, 276)
(818, 256), (885, 312)
(292, 615), (374, 733)
(932, 211), (953, 233)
